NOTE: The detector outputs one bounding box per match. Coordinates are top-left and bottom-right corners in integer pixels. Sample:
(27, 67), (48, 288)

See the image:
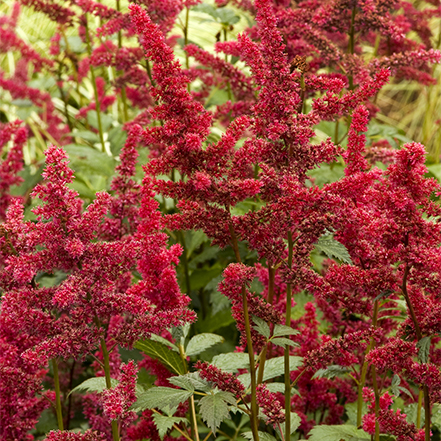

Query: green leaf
(314, 234), (352, 264)
(209, 289), (231, 315)
(135, 339), (187, 375)
(189, 267), (223, 292)
(63, 144), (115, 178)
(262, 356), (303, 382)
(152, 414), (188, 439)
(266, 382), (286, 394)
(308, 424), (370, 441)
(168, 375), (195, 392)
(199, 391), (235, 434)
(273, 324), (299, 338)
(252, 316), (270, 339)
(186, 333), (224, 356)
(108, 125), (127, 156)
(149, 334), (179, 352)
(186, 230), (208, 257)
(275, 412), (301, 439)
(242, 432), (277, 441)
(72, 130), (101, 143)
(196, 308), (235, 333)
(312, 365), (350, 380)
(215, 8), (240, 25)
(270, 337), (299, 349)
(178, 372), (212, 392)
(189, 246), (221, 269)
(211, 352), (250, 372)
(131, 387), (193, 414)
(87, 110), (114, 132)
(68, 377), (118, 397)
(417, 336), (431, 363)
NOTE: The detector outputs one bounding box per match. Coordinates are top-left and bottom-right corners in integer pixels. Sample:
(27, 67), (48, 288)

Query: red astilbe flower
(219, 263), (283, 349)
(0, 145), (195, 433)
(0, 120), (26, 221)
(195, 361), (245, 398)
(256, 384), (285, 427)
(102, 361), (138, 425)
(362, 390), (426, 441)
(43, 430), (107, 441)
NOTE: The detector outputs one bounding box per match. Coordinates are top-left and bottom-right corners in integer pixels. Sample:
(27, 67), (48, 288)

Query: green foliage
(308, 425), (370, 441)
(135, 339), (187, 375)
(132, 387), (193, 414)
(417, 336), (432, 363)
(68, 377), (118, 397)
(199, 391), (236, 433)
(211, 352), (251, 372)
(185, 333), (225, 356)
(313, 233), (352, 264)
(152, 414), (189, 439)
(312, 365), (350, 380)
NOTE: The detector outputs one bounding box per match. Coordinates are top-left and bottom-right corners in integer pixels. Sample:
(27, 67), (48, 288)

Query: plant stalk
(228, 221), (260, 441)
(52, 358), (64, 430)
(284, 232), (293, 441)
(84, 16), (106, 153)
(100, 338), (120, 441)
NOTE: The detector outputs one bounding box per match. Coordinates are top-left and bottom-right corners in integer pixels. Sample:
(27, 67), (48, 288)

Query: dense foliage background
(2, 0), (441, 440)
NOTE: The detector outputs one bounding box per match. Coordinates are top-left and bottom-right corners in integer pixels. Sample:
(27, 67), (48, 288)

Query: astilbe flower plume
(0, 120), (25, 221)
(0, 144), (195, 436)
(195, 361), (245, 398)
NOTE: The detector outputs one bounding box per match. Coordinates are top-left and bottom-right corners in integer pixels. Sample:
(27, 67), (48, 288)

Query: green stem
(52, 358), (64, 430)
(115, 0), (128, 122)
(347, 7), (356, 90)
(100, 338), (120, 441)
(228, 221), (259, 441)
(178, 344), (198, 441)
(257, 266), (275, 384)
(284, 232), (293, 440)
(417, 389), (423, 429)
(401, 263), (431, 441)
(372, 365), (380, 441)
(357, 300), (379, 427)
(84, 16), (106, 153)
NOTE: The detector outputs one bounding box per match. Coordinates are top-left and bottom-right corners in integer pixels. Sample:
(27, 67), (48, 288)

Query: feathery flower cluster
(195, 361), (245, 398)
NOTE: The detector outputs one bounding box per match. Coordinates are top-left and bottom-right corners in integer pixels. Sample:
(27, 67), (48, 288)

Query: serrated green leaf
(149, 334), (179, 352)
(417, 336), (431, 364)
(135, 339), (186, 375)
(131, 387), (193, 414)
(391, 374), (401, 387)
(209, 290), (231, 315)
(273, 324), (299, 338)
(262, 356), (303, 382)
(242, 432), (277, 441)
(68, 377), (118, 397)
(395, 386), (414, 400)
(152, 414), (188, 439)
(266, 382), (286, 394)
(180, 372), (212, 392)
(270, 337), (299, 349)
(312, 365), (350, 380)
(168, 375), (195, 392)
(252, 316), (270, 339)
(186, 333), (224, 356)
(308, 424), (370, 441)
(211, 352), (250, 372)
(276, 412), (301, 438)
(314, 235), (352, 264)
(199, 391), (235, 434)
